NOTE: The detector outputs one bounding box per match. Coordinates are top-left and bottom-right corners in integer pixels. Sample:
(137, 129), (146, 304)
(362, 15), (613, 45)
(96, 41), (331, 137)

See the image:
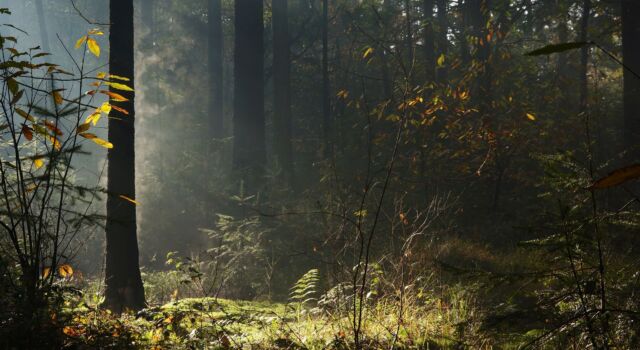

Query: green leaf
(525, 42), (590, 56)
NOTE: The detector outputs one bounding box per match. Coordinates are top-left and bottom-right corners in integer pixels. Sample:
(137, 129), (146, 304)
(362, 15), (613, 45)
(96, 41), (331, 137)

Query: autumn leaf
(34, 158), (44, 169)
(87, 37), (100, 57)
(100, 90), (129, 102)
(22, 125), (33, 141)
(44, 120), (63, 136)
(362, 47), (374, 59)
(58, 264), (73, 277)
(109, 74), (130, 81)
(42, 267), (51, 279)
(589, 164), (640, 190)
(111, 105), (129, 115)
(77, 122), (91, 133)
(75, 35), (87, 49)
(119, 194), (139, 205)
(526, 113), (536, 121)
(105, 81), (134, 92)
(86, 111), (101, 125)
(88, 28), (104, 36)
(100, 102), (112, 114)
(52, 90), (63, 105)
(437, 53), (445, 66)
(49, 135), (62, 150)
(79, 132), (113, 149)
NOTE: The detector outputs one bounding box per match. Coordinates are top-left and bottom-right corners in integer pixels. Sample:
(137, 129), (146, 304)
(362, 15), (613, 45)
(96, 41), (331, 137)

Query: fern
(288, 269), (319, 307)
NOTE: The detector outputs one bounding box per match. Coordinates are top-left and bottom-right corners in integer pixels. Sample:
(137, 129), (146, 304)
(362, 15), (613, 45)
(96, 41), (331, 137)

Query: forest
(0, 0), (639, 348)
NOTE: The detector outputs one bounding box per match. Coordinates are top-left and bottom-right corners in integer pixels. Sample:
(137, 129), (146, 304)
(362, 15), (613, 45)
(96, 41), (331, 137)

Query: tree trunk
(273, 0), (294, 184)
(233, 0), (265, 190)
(322, 0), (332, 158)
(435, 0), (448, 84)
(422, 0), (435, 83)
(104, 0), (146, 313)
(623, 0), (640, 161)
(209, 0), (223, 139)
(403, 0), (414, 78)
(578, 0), (591, 114)
(381, 0), (393, 98)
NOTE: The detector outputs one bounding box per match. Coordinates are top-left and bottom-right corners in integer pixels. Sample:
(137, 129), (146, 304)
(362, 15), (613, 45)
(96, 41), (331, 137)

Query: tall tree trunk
(380, 0), (393, 98)
(422, 0), (435, 83)
(435, 0), (448, 84)
(233, 0), (265, 189)
(209, 0), (223, 139)
(403, 0), (414, 78)
(578, 0), (591, 114)
(273, 0), (294, 184)
(322, 0), (331, 158)
(623, 0), (640, 161)
(104, 0), (146, 313)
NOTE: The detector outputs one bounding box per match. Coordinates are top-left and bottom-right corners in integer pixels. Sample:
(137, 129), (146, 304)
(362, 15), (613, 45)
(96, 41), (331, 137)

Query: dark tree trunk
(273, 0), (294, 183)
(233, 0), (265, 189)
(381, 0), (393, 98)
(578, 0), (591, 114)
(422, 0), (435, 83)
(403, 0), (414, 77)
(435, 0), (448, 84)
(322, 0), (331, 158)
(209, 0), (223, 139)
(104, 0), (146, 313)
(623, 0), (640, 161)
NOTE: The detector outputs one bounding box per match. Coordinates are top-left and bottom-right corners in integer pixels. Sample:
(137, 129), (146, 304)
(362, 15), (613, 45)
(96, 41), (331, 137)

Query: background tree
(273, 0), (294, 185)
(233, 0), (265, 190)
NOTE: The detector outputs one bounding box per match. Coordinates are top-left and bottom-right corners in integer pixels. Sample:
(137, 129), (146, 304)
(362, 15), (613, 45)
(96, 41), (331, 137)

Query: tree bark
(273, 0), (294, 183)
(233, 0), (265, 189)
(209, 0), (223, 139)
(623, 0), (640, 161)
(104, 0), (146, 313)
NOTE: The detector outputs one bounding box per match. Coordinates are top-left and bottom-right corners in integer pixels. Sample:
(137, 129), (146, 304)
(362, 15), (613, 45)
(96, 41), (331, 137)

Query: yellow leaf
(79, 132), (113, 148)
(86, 111), (101, 126)
(88, 28), (104, 36)
(87, 38), (100, 57)
(42, 267), (51, 279)
(49, 135), (62, 150)
(109, 74), (130, 81)
(34, 158), (44, 169)
(58, 264), (73, 277)
(100, 102), (112, 114)
(105, 82), (134, 92)
(75, 36), (87, 49)
(353, 209), (368, 218)
(52, 91), (63, 105)
(362, 47), (374, 59)
(526, 113), (536, 121)
(437, 53), (445, 66)
(96, 72), (107, 79)
(589, 164), (640, 190)
(119, 194), (139, 205)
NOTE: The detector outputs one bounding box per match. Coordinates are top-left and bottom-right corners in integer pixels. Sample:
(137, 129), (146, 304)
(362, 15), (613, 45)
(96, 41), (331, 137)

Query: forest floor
(59, 293), (483, 349)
